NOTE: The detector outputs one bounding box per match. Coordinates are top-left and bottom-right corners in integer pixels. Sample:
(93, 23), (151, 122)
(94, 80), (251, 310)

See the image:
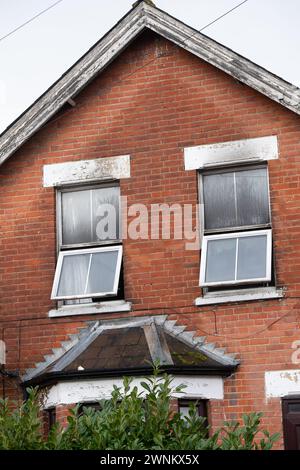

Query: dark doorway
(282, 396), (300, 450)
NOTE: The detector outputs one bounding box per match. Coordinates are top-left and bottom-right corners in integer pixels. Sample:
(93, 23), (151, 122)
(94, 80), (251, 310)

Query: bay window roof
(22, 316), (239, 387)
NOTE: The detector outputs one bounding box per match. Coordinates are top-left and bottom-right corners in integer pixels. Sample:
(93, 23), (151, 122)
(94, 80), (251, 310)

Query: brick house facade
(1, 2), (300, 449)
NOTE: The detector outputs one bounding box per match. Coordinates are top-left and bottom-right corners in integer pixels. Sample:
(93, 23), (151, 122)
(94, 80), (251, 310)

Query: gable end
(0, 1), (299, 167)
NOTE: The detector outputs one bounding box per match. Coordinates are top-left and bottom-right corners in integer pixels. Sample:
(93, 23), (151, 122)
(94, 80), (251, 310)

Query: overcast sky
(0, 0), (299, 133)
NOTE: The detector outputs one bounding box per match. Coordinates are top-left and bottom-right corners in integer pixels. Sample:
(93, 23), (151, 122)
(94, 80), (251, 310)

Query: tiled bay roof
(23, 316), (239, 386)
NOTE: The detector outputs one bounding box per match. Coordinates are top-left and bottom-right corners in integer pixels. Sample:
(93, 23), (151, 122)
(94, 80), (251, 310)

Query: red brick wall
(55, 404), (75, 429)
(1, 31), (300, 449)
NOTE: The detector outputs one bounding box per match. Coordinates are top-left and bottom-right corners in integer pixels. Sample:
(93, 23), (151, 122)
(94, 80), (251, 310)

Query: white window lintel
(265, 369), (300, 398)
(44, 375), (224, 407)
(43, 154), (130, 187)
(184, 136), (278, 171)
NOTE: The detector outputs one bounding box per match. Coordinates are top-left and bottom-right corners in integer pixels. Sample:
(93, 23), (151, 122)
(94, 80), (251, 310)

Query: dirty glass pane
(203, 167), (270, 231)
(62, 190), (91, 245)
(236, 235), (268, 280)
(61, 186), (120, 245)
(57, 253), (90, 297)
(203, 172), (236, 230)
(236, 168), (270, 226)
(92, 186), (120, 242)
(86, 250), (119, 294)
(205, 238), (236, 283)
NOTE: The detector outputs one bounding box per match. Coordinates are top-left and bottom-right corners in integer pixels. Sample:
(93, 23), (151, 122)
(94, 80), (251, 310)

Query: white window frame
(51, 245), (123, 301)
(199, 229), (272, 287)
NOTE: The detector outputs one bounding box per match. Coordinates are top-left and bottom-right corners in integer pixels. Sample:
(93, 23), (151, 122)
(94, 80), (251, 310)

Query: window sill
(48, 300), (132, 318)
(195, 287), (284, 306)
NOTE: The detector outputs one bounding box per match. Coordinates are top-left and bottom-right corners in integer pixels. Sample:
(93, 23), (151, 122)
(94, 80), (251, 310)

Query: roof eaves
(23, 364), (235, 388)
(143, 2), (300, 115)
(0, 2), (148, 166)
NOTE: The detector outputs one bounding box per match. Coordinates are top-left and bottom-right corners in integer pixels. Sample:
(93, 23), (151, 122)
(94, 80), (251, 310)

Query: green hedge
(0, 371), (280, 450)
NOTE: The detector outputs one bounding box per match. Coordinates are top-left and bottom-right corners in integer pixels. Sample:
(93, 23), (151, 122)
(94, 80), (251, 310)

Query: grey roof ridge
(22, 321), (99, 382)
(162, 318), (239, 367)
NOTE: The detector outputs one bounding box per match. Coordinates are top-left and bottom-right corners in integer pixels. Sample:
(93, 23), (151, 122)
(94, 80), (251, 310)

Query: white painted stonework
(48, 300), (131, 318)
(43, 154), (130, 187)
(195, 287), (284, 306)
(44, 376), (224, 408)
(0, 340), (6, 365)
(184, 136), (278, 170)
(265, 369), (300, 398)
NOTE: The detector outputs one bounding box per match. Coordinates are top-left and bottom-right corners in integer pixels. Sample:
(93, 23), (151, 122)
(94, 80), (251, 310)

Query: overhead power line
(0, 0), (248, 45)
(199, 0), (249, 32)
(0, 0), (250, 131)
(0, 0), (64, 44)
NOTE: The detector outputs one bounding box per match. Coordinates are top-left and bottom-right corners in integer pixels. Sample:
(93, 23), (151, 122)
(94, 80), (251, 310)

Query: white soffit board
(265, 369), (300, 398)
(184, 136), (278, 170)
(44, 376), (224, 407)
(43, 154), (130, 187)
